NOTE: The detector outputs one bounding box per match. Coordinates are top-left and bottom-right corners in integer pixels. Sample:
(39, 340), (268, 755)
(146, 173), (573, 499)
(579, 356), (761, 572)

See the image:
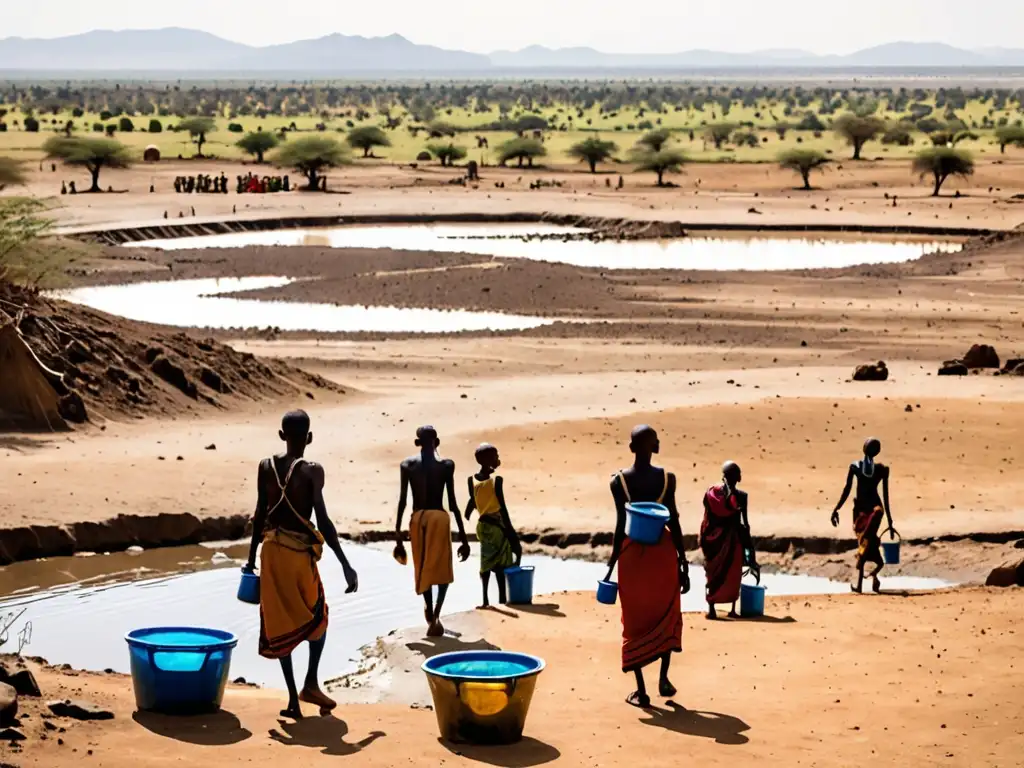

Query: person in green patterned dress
(464, 444), (521, 607)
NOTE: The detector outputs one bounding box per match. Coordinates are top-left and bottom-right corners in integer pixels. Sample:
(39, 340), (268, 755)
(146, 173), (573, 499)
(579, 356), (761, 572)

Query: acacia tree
(274, 136), (350, 190)
(0, 157), (25, 191)
(833, 113), (884, 160)
(177, 117), (216, 158)
(635, 128), (671, 153)
(43, 136), (132, 192)
(704, 123), (736, 150)
(236, 131), (279, 163)
(425, 143), (467, 167)
(347, 126), (391, 158)
(912, 148), (974, 197)
(567, 137), (617, 172)
(778, 148), (829, 190)
(496, 138), (547, 168)
(994, 125), (1024, 153)
(631, 148), (687, 186)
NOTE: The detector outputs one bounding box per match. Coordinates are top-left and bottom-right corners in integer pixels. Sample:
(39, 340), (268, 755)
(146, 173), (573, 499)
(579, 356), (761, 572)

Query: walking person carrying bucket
(830, 438), (896, 594)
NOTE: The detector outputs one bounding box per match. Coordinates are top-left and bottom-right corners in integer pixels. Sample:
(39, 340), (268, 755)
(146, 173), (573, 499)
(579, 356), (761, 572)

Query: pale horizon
(2, 0), (1020, 55)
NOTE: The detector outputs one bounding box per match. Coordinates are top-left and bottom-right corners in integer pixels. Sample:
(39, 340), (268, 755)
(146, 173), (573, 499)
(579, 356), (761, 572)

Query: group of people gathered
(245, 411), (895, 718)
(174, 174), (230, 194)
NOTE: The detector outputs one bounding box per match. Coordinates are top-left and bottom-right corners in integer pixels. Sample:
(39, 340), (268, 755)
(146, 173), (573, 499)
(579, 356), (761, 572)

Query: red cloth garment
(619, 534), (683, 672)
(853, 502), (884, 567)
(700, 484), (744, 605)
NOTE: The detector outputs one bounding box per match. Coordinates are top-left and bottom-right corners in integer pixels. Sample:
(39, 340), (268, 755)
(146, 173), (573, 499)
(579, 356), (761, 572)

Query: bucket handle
(883, 527), (901, 542)
(742, 564), (761, 586)
(147, 647), (215, 674)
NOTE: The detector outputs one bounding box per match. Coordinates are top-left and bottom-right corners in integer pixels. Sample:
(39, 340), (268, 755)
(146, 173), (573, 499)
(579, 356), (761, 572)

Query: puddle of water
(0, 543), (951, 687)
(52, 277), (555, 333)
(130, 224), (964, 271)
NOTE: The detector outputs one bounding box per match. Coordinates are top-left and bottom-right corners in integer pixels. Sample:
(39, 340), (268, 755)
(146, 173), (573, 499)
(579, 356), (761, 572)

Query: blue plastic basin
(596, 580), (618, 605)
(126, 627), (237, 713)
(626, 502), (670, 545)
(504, 565), (535, 605)
(423, 651), (546, 744)
(740, 584), (766, 618)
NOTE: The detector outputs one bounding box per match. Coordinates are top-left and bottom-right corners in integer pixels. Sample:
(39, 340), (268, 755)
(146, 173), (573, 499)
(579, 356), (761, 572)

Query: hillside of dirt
(0, 281), (343, 429)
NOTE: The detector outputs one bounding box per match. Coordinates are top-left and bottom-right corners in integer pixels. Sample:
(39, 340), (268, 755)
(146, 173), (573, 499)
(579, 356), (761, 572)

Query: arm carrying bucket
(881, 528), (901, 565)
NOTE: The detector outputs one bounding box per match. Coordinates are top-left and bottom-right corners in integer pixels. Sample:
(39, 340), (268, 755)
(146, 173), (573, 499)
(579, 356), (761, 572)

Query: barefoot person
(831, 438), (895, 593)
(700, 461), (756, 620)
(464, 443), (522, 607)
(605, 425), (690, 709)
(245, 410), (358, 719)
(394, 426), (471, 636)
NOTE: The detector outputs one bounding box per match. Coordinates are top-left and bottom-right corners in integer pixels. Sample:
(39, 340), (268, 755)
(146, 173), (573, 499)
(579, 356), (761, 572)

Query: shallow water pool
(0, 542), (951, 687)
(52, 277), (556, 333)
(128, 224), (963, 271)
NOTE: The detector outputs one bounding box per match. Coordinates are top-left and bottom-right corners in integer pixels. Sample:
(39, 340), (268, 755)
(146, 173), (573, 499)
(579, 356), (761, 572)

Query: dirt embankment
(0, 282), (344, 427)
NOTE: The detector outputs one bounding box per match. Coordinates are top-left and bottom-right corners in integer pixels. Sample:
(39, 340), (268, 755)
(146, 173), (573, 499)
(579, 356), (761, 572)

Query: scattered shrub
(23, 117), (40, 132)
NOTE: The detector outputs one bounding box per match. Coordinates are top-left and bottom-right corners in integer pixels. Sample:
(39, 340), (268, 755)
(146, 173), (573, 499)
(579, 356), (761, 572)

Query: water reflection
(130, 224), (964, 271)
(53, 277), (555, 333)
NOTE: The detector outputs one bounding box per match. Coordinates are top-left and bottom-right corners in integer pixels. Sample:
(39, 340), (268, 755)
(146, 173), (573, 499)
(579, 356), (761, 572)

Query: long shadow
(132, 709), (252, 746)
(439, 736), (561, 767)
(640, 701), (750, 745)
(406, 634), (500, 661)
(268, 715), (384, 756)
(0, 434), (51, 453)
(512, 603), (567, 619)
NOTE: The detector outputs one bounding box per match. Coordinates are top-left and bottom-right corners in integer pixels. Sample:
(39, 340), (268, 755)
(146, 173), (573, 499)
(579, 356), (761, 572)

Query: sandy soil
(3, 587), (1022, 767)
(5, 158), (1024, 233)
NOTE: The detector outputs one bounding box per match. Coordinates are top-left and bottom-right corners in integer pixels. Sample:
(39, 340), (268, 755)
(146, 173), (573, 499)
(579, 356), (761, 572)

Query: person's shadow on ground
(640, 701), (750, 744)
(269, 715), (384, 756)
(512, 603), (567, 618)
(133, 710), (252, 745)
(439, 736), (561, 767)
(406, 634), (499, 660)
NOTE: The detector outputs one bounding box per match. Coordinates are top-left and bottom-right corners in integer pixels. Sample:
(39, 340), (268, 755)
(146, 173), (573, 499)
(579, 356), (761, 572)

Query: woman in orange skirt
(605, 425), (690, 709)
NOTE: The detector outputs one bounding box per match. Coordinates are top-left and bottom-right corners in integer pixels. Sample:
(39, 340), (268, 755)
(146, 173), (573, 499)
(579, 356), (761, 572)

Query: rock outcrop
(938, 360), (969, 376)
(853, 361), (889, 381)
(962, 344), (1000, 369)
(985, 558), (1024, 588)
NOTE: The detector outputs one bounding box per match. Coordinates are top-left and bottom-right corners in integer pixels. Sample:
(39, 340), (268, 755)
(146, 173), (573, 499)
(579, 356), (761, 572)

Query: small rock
(460, 394), (468, 399)
(0, 727), (26, 741)
(8, 670), (41, 698)
(126, 545), (144, 555)
(852, 361), (888, 382)
(47, 699), (114, 721)
(962, 344), (999, 369)
(205, 443), (217, 451)
(938, 361), (968, 377)
(904, 405), (913, 413)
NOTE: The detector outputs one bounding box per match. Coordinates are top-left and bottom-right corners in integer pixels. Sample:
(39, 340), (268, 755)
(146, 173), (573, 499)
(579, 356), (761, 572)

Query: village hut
(143, 145), (161, 163)
(0, 320), (68, 431)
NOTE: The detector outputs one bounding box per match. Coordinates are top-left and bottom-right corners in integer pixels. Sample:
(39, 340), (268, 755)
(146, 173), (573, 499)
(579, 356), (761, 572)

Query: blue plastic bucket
(882, 530), (902, 565)
(423, 651), (545, 744)
(126, 627), (237, 713)
(740, 584), (766, 618)
(237, 571), (260, 604)
(504, 565), (535, 605)
(596, 580), (618, 605)
(625, 502), (670, 545)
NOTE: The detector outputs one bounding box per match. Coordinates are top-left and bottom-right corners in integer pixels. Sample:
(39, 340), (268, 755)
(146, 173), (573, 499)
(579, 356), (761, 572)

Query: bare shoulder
(401, 455), (418, 470)
(442, 458), (456, 473)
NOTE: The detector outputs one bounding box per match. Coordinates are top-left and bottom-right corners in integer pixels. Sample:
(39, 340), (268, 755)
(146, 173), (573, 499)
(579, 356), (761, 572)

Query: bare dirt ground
(4, 588), (1022, 767)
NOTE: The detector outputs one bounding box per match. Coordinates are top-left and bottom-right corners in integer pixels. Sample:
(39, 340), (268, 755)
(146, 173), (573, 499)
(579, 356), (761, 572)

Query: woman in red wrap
(700, 461), (754, 620)
(605, 425), (690, 709)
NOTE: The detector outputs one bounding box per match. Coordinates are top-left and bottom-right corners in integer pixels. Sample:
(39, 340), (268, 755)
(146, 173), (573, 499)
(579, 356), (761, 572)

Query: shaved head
(281, 410), (310, 440)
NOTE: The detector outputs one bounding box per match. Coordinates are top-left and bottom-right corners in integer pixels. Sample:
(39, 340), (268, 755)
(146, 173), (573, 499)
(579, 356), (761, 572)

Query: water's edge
(63, 211), (996, 246)
(1, 512), (1019, 566)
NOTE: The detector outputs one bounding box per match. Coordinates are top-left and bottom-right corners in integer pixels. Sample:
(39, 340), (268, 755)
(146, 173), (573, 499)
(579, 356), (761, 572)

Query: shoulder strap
(267, 457), (319, 535)
(616, 471), (631, 502)
(657, 469), (669, 504)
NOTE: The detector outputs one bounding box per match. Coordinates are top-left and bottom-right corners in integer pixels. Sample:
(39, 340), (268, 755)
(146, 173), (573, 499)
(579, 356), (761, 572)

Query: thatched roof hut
(143, 145), (161, 163)
(0, 320), (68, 431)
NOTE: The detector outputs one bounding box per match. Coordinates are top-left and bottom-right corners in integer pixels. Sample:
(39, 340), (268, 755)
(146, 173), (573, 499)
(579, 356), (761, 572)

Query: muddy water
(0, 543), (951, 687)
(52, 277), (557, 333)
(128, 224), (963, 271)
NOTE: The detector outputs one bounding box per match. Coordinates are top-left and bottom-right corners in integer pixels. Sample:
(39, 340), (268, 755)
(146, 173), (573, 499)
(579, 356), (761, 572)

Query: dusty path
(4, 587), (1022, 767)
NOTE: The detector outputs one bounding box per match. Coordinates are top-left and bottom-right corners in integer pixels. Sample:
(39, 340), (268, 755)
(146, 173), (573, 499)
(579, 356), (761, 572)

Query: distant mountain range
(1, 29), (1023, 72)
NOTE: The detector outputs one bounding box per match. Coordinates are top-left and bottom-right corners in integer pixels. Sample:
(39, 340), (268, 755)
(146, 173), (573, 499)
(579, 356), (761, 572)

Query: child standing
(464, 443), (521, 607)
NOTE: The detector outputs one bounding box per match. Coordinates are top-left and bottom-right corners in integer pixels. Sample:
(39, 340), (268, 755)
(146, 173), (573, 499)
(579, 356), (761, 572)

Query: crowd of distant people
(170, 172), (293, 194)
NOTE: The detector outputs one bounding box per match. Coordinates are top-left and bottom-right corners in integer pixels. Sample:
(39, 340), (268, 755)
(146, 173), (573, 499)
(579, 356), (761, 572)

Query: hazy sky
(4, 0), (1019, 53)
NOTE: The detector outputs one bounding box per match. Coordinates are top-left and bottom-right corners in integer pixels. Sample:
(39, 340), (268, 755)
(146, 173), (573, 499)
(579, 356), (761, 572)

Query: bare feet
(299, 685), (337, 715)
(427, 620), (445, 638)
(706, 605), (718, 620)
(626, 691), (652, 709)
(728, 610), (740, 619)
(872, 575), (881, 593)
(851, 584), (863, 594)
(659, 678), (677, 697)
(280, 701), (303, 720)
